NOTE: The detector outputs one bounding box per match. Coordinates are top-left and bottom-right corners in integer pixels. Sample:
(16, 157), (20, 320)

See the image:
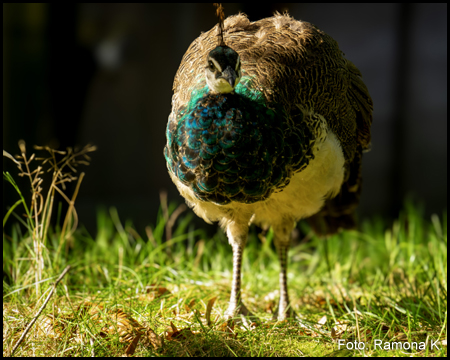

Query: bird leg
(273, 222), (296, 321)
(224, 219), (257, 324)
(275, 243), (295, 320)
(224, 243), (251, 317)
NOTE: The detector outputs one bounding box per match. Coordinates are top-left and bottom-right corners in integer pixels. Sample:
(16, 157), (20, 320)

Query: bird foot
(224, 302), (259, 327)
(272, 302), (298, 321)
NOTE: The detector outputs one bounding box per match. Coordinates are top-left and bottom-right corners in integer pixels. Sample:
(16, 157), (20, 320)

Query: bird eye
(208, 61), (215, 70)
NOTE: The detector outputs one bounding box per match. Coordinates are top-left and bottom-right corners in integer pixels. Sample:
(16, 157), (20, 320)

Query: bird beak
(220, 66), (238, 88)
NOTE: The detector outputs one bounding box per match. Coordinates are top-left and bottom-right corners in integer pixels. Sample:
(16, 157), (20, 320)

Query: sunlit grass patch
(3, 142), (447, 357)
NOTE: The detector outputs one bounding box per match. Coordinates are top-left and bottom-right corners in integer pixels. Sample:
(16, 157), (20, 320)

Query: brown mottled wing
(172, 13), (373, 234)
(307, 58), (373, 236)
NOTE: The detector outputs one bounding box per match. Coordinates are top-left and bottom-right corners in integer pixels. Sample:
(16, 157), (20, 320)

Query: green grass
(2, 143), (447, 357)
(3, 203), (447, 356)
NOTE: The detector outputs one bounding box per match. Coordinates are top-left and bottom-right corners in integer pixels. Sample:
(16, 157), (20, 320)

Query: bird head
(205, 45), (241, 94)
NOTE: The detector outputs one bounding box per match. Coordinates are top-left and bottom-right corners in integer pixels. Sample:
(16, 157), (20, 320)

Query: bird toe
(224, 302), (259, 327)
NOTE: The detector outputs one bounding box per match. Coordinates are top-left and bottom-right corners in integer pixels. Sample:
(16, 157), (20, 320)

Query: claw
(224, 302), (259, 327)
(272, 302), (298, 321)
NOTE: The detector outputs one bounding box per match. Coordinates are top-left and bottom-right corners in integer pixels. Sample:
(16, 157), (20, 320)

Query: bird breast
(164, 90), (315, 205)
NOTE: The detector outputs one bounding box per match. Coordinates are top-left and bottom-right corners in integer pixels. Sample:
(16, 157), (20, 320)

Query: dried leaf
(166, 323), (193, 341)
(316, 296), (327, 306)
(170, 321), (178, 333)
(104, 309), (144, 345)
(145, 285), (171, 300)
(217, 320), (236, 337)
(146, 328), (164, 350)
(188, 299), (196, 309)
(331, 320), (349, 339)
(317, 315), (327, 326)
(124, 333), (141, 356)
(394, 332), (408, 341)
(205, 297), (217, 326)
(36, 314), (67, 339)
(77, 301), (104, 318)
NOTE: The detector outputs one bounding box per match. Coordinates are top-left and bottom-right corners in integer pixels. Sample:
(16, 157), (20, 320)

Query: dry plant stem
(39, 168), (60, 243)
(10, 265), (71, 357)
(19, 145), (44, 296)
(38, 144), (96, 242)
(57, 173), (85, 255)
(39, 184), (55, 244)
(145, 226), (157, 247)
(38, 148), (66, 242)
(160, 189), (187, 241)
(166, 204), (187, 241)
(90, 337), (95, 357)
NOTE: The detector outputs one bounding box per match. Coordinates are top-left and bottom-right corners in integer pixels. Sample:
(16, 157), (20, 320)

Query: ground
(3, 198), (447, 357)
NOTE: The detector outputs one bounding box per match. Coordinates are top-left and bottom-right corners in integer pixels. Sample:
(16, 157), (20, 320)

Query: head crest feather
(213, 3), (226, 46)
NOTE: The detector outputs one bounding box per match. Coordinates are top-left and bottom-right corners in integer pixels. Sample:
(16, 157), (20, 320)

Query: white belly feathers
(170, 128), (345, 229)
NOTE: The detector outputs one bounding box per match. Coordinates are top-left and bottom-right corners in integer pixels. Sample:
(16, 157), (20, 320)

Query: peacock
(164, 4), (373, 322)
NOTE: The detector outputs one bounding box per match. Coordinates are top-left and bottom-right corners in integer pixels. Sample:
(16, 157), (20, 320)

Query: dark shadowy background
(3, 3), (447, 235)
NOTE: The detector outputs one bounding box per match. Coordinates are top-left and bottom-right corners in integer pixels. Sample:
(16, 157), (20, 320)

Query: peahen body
(164, 10), (373, 321)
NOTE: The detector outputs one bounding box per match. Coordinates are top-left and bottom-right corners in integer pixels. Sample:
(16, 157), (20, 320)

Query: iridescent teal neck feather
(164, 80), (314, 205)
